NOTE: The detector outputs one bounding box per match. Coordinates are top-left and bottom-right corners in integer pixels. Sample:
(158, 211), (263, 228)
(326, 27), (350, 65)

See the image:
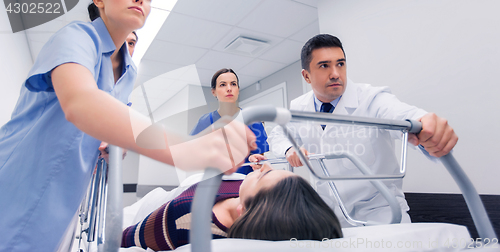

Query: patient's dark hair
(301, 34), (345, 71)
(228, 176), (343, 241)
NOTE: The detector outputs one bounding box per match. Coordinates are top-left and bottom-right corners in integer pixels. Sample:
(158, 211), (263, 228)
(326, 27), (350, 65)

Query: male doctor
(268, 34), (458, 227)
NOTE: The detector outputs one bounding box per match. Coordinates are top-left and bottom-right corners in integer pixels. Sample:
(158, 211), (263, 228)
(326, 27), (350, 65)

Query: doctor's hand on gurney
(408, 113), (458, 157)
(285, 146), (311, 167)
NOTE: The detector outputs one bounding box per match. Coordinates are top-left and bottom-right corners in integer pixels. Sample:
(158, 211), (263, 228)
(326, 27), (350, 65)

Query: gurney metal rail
(76, 146), (123, 252)
(242, 152), (404, 226)
(191, 105), (497, 252)
(86, 105), (496, 252)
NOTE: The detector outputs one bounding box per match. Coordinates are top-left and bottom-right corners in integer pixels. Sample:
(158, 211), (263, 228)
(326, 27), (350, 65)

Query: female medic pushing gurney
(0, 0), (255, 251)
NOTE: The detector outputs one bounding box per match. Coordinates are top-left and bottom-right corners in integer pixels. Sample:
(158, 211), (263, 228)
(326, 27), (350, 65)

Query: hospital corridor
(0, 0), (499, 251)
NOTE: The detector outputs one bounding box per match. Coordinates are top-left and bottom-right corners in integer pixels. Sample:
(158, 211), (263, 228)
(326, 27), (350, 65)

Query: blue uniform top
(190, 110), (269, 174)
(0, 18), (136, 251)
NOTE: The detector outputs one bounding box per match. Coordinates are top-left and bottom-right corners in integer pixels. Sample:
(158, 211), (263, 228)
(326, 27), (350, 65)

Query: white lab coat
(269, 79), (427, 227)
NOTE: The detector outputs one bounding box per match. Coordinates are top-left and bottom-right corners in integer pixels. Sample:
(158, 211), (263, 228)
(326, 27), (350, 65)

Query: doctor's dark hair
(211, 68), (239, 90)
(228, 176), (343, 241)
(301, 34), (345, 71)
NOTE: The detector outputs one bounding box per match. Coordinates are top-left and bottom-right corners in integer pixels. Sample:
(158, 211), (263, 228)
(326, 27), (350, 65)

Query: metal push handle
(87, 158), (105, 243)
(76, 158), (102, 251)
(189, 168), (223, 252)
(98, 145), (124, 252)
(289, 113), (497, 239)
(440, 154), (497, 240)
(290, 111), (422, 133)
(408, 122), (497, 240)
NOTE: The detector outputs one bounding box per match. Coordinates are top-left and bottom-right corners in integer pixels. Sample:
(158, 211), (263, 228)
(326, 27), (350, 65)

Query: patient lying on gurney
(121, 156), (342, 251)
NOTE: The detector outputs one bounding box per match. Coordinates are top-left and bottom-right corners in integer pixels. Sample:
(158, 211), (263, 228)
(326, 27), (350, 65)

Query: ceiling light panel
(212, 27), (283, 52)
(224, 36), (270, 56)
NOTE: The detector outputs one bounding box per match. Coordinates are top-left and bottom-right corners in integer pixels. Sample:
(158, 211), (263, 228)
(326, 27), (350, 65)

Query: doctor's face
(302, 47), (347, 103)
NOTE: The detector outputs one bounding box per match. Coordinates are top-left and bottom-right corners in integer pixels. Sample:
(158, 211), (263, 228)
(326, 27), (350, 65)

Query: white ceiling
(23, 0), (319, 116)
(138, 0), (319, 90)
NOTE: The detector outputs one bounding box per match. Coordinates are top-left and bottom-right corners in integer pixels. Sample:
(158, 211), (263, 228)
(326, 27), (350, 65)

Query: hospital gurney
(187, 105), (497, 252)
(76, 105), (497, 252)
(241, 152), (404, 226)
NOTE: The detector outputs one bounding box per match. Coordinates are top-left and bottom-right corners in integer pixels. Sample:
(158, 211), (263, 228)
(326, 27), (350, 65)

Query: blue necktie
(320, 103), (334, 130)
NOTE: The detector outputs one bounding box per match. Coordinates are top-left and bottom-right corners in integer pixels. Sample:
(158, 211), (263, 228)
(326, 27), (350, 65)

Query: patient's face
(239, 163), (295, 205)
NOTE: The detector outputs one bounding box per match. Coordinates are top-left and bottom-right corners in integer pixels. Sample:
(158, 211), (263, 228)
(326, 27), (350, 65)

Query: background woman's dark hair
(301, 34), (345, 71)
(211, 68), (239, 90)
(88, 2), (100, 21)
(228, 176), (343, 241)
(131, 31), (138, 42)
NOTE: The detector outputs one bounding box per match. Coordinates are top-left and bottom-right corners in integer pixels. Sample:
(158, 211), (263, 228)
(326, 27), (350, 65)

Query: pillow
(173, 223), (471, 252)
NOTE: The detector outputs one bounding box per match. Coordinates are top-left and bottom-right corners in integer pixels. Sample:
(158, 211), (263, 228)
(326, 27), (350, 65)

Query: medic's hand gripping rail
(189, 105), (497, 252)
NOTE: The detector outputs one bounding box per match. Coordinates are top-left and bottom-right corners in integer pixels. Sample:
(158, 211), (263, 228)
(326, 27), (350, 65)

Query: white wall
(137, 84), (211, 189)
(186, 86), (219, 133)
(318, 0), (500, 194)
(240, 61), (304, 106)
(137, 85), (189, 189)
(0, 7), (33, 126)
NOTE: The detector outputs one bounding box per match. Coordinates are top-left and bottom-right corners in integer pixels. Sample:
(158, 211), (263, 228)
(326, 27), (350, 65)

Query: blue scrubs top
(0, 18), (136, 251)
(190, 110), (269, 174)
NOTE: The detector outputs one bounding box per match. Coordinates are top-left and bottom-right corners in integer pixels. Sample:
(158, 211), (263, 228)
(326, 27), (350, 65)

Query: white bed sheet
(173, 223), (471, 252)
(118, 223), (472, 252)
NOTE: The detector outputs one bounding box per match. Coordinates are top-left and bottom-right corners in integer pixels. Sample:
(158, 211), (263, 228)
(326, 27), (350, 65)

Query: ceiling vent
(224, 36), (270, 56)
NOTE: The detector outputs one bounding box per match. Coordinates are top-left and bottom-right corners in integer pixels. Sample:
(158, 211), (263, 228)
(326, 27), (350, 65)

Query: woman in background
(191, 68), (269, 174)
